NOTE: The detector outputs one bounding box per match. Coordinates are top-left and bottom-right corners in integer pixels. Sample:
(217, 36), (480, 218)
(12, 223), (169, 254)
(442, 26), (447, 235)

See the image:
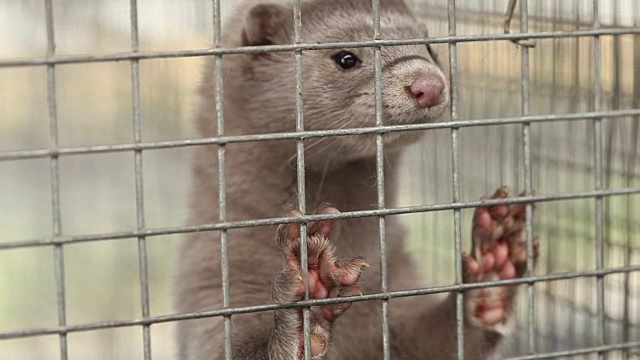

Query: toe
(476, 208), (495, 231)
(330, 257), (368, 287)
(479, 305), (505, 325)
(492, 241), (509, 268)
(482, 253), (496, 273)
(463, 254), (480, 277)
(498, 261), (516, 279)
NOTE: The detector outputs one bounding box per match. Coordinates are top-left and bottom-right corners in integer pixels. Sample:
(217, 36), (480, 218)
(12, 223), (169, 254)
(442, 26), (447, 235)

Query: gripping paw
(272, 204), (368, 359)
(463, 186), (540, 329)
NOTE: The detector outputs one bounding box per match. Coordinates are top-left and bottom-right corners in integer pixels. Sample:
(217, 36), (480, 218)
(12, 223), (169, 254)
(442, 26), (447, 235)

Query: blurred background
(0, 0), (638, 359)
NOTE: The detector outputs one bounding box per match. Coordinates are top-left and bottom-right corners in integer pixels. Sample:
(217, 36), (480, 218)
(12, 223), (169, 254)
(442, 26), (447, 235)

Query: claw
(310, 333), (327, 358)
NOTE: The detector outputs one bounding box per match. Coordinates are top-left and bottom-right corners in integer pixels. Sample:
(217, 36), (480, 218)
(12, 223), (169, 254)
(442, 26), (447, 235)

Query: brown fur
(175, 0), (514, 358)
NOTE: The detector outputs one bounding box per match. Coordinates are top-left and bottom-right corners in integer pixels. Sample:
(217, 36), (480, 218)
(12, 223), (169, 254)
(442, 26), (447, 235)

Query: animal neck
(220, 136), (400, 220)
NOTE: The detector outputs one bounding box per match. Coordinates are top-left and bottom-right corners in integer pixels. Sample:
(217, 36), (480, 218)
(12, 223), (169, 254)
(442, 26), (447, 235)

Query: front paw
(463, 187), (540, 330)
(272, 204), (368, 359)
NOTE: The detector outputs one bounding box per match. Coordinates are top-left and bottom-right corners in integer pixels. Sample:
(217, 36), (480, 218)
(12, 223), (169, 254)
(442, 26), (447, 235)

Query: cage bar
(591, 1), (607, 359)
(371, 0), (391, 359)
(1, 188), (638, 252)
(2, 109), (639, 163)
(290, 0), (313, 358)
(623, 3), (640, 357)
(518, 0), (537, 355)
(210, 0), (233, 359)
(127, 1), (152, 359)
(2, 28), (639, 69)
(1, 264), (638, 341)
(445, 0), (465, 359)
(43, 0), (68, 359)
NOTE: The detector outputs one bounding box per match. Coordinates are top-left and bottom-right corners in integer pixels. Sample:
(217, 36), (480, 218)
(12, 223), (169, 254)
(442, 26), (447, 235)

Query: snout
(407, 73), (445, 108)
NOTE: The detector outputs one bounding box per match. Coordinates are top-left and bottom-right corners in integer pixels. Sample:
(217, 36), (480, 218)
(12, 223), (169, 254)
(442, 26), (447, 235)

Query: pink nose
(408, 74), (445, 108)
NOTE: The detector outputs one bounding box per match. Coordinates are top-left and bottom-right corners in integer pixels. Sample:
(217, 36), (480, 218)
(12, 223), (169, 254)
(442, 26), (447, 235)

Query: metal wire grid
(0, 0), (639, 359)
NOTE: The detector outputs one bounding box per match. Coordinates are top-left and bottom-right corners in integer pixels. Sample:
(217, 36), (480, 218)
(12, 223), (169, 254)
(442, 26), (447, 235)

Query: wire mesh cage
(0, 0), (638, 359)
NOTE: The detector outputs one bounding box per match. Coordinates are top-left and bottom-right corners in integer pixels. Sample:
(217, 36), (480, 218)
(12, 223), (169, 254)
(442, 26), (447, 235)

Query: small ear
(242, 3), (290, 46)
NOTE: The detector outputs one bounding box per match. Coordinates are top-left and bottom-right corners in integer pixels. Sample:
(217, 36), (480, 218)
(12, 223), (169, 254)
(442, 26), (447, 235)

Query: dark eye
(331, 51), (361, 70)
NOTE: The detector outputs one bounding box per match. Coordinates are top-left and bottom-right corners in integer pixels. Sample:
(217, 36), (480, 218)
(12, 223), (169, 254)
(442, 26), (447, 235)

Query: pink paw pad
(463, 186), (540, 327)
(275, 205), (368, 358)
